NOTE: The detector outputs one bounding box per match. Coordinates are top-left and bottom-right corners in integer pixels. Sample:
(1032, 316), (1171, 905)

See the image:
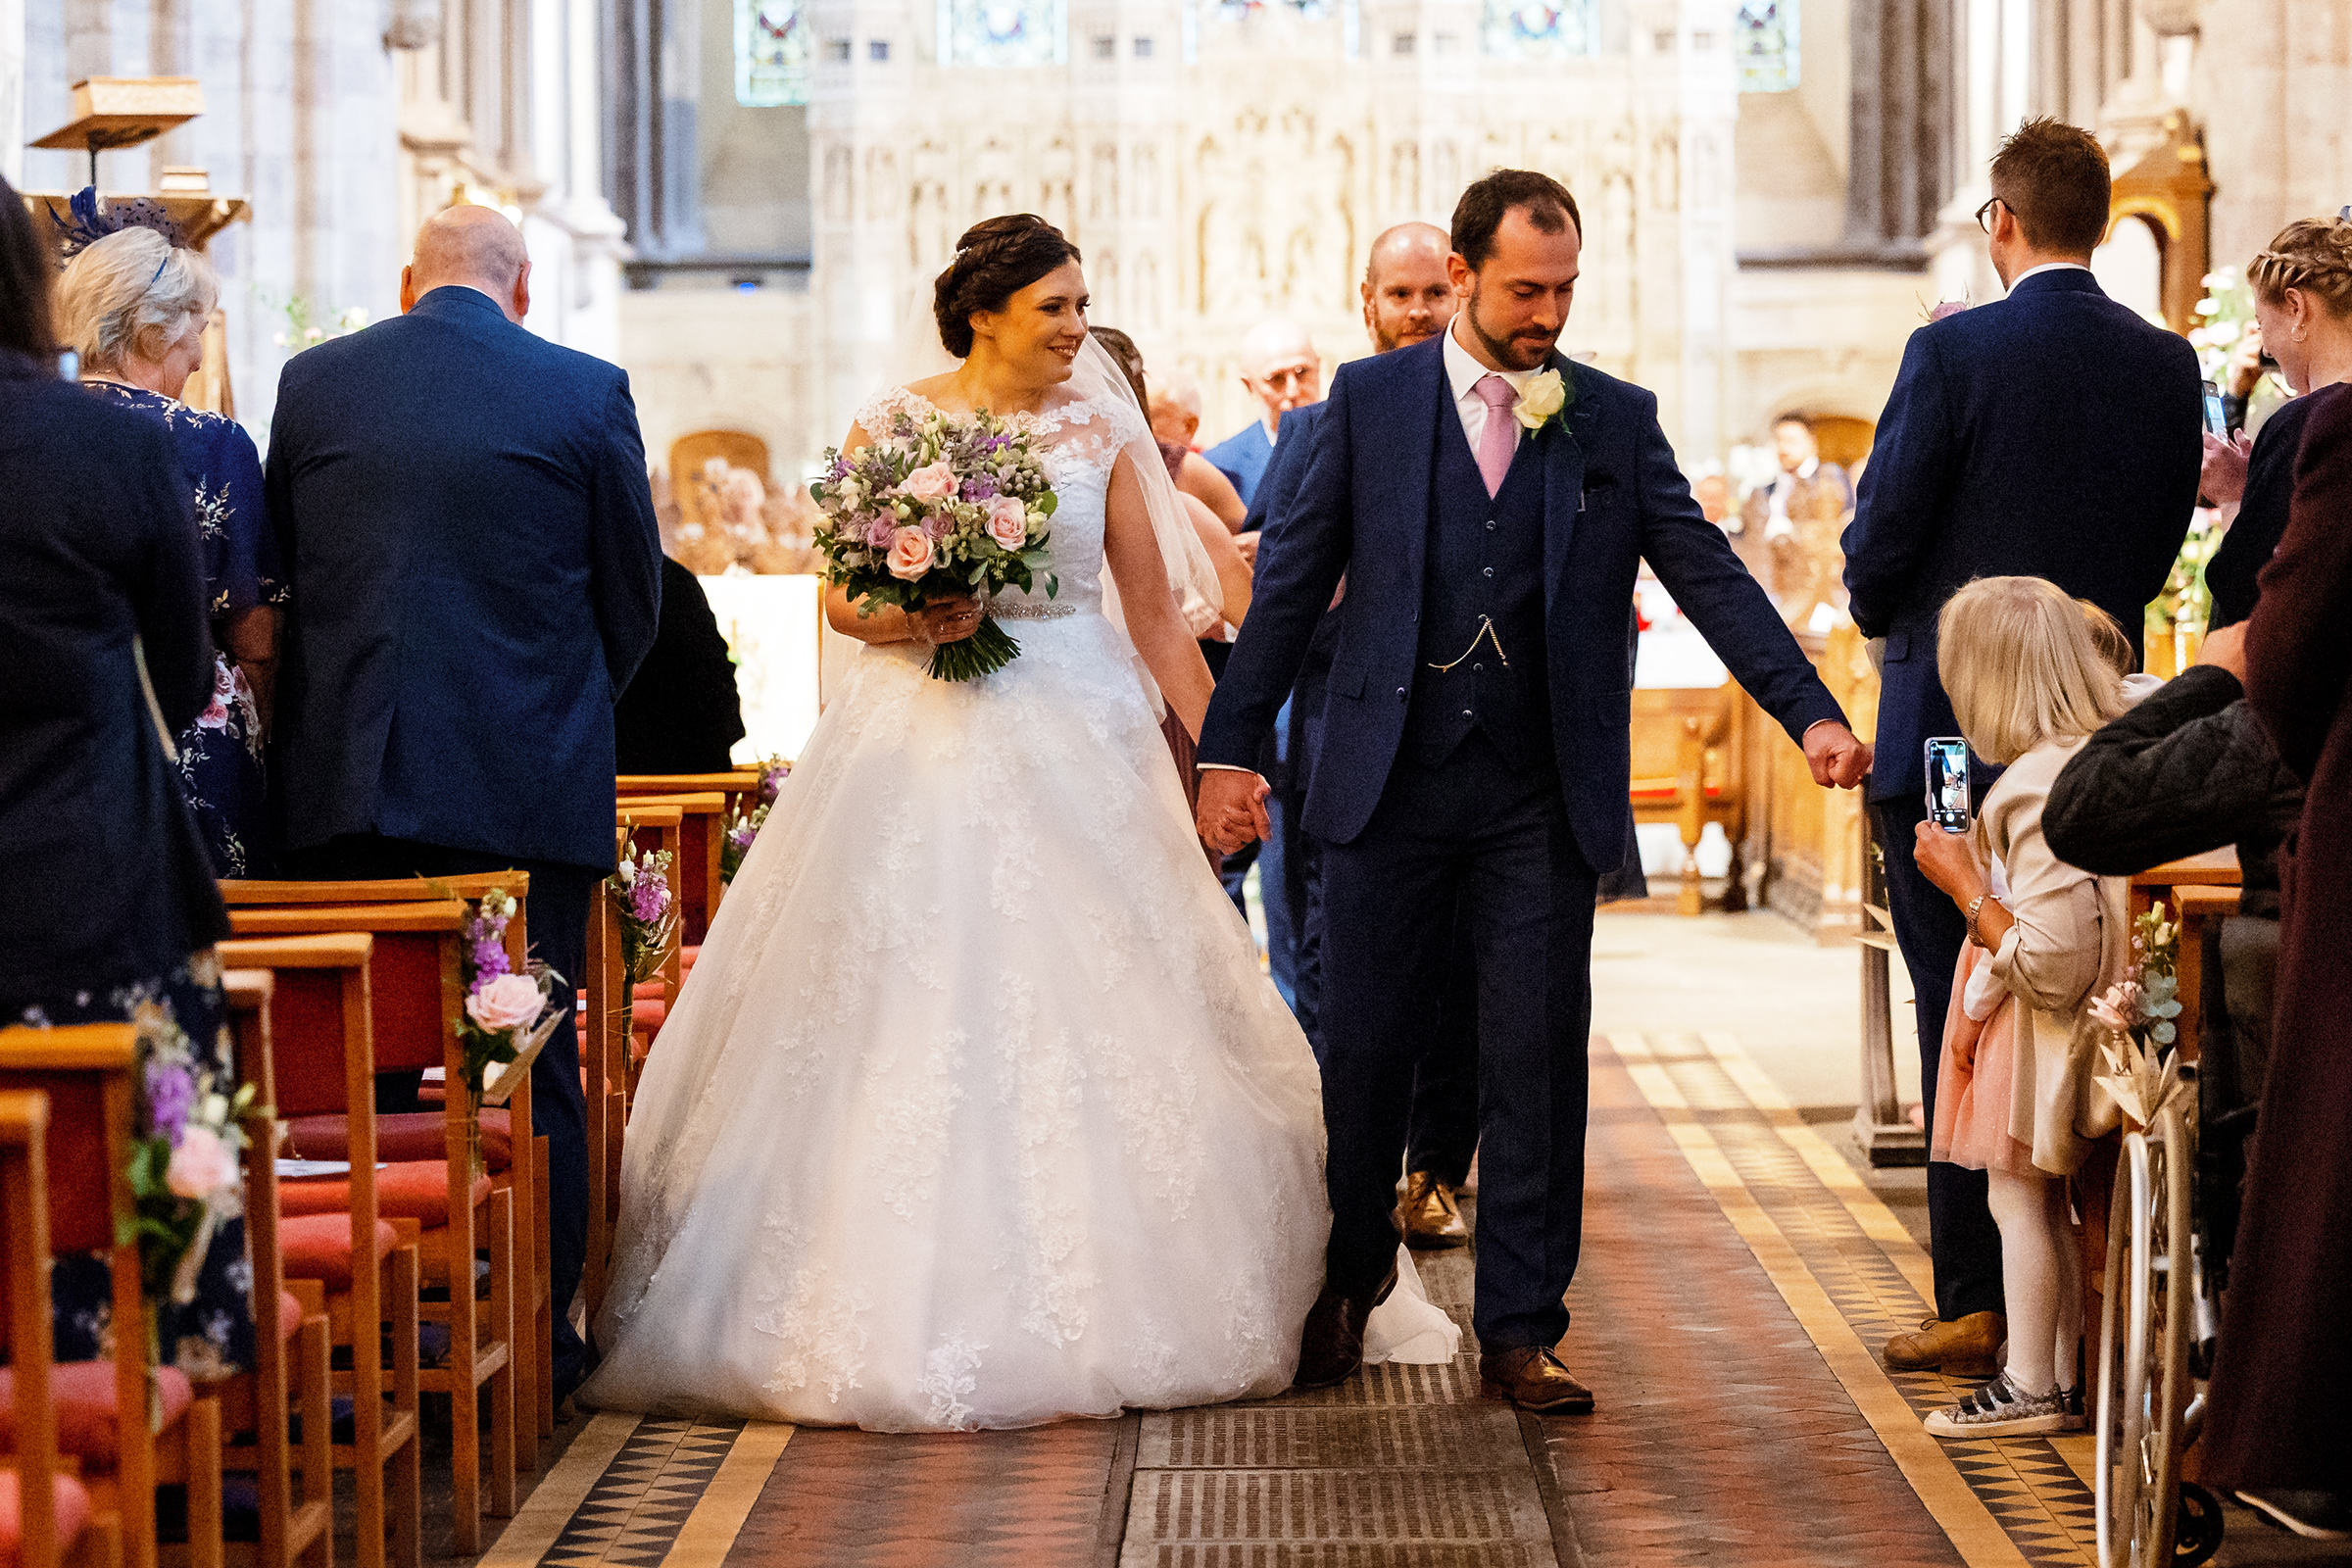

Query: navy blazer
(1841, 268), (2200, 801)
(0, 353), (228, 1004)
(267, 287), (663, 872)
(1199, 335), (1846, 869)
(1203, 418), (1277, 508)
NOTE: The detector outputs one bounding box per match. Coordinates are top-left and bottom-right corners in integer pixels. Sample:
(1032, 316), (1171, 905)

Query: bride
(584, 215), (1452, 1432)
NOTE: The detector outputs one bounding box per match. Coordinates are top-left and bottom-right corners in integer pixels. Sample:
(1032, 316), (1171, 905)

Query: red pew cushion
(0, 1470), (92, 1564)
(279, 1162), (492, 1226)
(278, 1215), (400, 1290)
(283, 1111), (512, 1172)
(0, 1362), (195, 1468)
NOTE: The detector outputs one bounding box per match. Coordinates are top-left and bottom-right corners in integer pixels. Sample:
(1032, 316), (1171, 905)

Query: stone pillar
(1843, 0), (1956, 258)
(522, 0), (629, 358)
(605, 0), (704, 256)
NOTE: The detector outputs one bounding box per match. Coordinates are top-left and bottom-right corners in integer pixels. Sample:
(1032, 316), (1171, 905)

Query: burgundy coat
(2206, 379), (2352, 1489)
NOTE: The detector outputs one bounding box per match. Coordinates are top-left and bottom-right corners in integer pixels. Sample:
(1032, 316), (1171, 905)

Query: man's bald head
(1362, 222), (1455, 353)
(1237, 318), (1320, 432)
(401, 205), (532, 321)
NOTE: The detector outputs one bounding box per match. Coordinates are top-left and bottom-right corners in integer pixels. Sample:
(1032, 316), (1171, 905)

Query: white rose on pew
(167, 1126), (239, 1200)
(467, 973), (546, 1035)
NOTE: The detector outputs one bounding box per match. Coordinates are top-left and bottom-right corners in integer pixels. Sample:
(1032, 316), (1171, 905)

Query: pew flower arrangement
(456, 890), (563, 1120)
(2090, 906), (2187, 1130)
(719, 757), (793, 887)
(809, 406), (1058, 680)
(612, 843), (678, 986)
(127, 996), (256, 1409)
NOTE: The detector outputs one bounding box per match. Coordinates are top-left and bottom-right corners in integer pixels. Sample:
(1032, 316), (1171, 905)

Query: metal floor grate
(1145, 1405), (1521, 1470)
(1138, 1544), (1557, 1567)
(1136, 1468), (1550, 1544)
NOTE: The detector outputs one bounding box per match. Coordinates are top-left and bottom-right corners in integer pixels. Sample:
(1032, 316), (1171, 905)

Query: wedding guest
(270, 204), (662, 1404)
(1735, 414), (1852, 617)
(2197, 218), (2352, 629)
(2203, 368), (2352, 1541)
(1142, 369), (1248, 529)
(1204, 317), (1321, 508)
(613, 555), (745, 774)
(1091, 327), (1253, 628)
(1911, 576), (2133, 1438)
(56, 223), (286, 876)
(1842, 117), (2201, 1377)
(0, 176), (255, 1378)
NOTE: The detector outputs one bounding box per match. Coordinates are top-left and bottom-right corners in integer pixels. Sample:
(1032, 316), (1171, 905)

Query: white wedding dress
(583, 383), (1454, 1432)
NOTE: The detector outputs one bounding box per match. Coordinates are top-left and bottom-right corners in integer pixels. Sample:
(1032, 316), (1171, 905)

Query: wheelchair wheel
(2172, 1483), (2224, 1567)
(2096, 1102), (2195, 1568)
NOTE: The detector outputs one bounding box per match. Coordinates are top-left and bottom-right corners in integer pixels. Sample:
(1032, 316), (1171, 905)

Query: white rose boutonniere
(1513, 368), (1568, 432)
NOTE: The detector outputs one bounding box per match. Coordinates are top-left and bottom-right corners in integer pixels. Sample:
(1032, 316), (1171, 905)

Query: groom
(1196, 170), (1872, 1410)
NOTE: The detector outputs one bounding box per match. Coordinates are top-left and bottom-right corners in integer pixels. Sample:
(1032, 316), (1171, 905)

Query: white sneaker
(1923, 1372), (2085, 1438)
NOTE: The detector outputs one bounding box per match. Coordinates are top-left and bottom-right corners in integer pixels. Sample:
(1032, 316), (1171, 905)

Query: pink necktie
(1473, 373), (1518, 497)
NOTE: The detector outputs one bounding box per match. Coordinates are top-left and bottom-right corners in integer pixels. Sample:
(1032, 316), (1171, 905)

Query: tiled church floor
(447, 1018), (2352, 1568)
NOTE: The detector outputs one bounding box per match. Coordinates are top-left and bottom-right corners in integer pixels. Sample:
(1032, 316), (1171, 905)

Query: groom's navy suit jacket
(1200, 335), (1846, 872)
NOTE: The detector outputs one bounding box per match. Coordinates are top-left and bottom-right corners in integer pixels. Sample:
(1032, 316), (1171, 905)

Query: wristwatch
(1966, 893), (1988, 950)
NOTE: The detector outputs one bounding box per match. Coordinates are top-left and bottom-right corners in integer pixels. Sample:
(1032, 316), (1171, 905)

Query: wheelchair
(2095, 906), (2270, 1568)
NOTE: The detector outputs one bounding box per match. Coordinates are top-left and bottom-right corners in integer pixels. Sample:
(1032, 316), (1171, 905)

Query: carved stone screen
(1734, 1), (1797, 92)
(738, 0), (809, 106)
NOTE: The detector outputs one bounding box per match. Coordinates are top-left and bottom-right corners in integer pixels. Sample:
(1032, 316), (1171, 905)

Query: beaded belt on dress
(988, 598), (1077, 621)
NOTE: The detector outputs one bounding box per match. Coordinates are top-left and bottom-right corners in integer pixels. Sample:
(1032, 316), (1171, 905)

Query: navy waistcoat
(1404, 388), (1552, 771)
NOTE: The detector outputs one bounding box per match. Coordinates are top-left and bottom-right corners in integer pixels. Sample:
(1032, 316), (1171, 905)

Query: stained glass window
(737, 0), (808, 105)
(1480, 0), (1595, 58)
(1734, 0), (1798, 92)
(941, 0), (1065, 65)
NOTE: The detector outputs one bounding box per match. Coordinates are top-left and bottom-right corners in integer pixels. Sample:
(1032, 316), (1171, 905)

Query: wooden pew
(0, 1089), (95, 1568)
(222, 874), (555, 1447)
(214, 970), (333, 1568)
(1629, 685), (1748, 915)
(215, 936), (421, 1568)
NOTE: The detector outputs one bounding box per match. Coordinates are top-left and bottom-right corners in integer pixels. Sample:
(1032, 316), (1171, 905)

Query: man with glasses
(1842, 117), (2201, 1382)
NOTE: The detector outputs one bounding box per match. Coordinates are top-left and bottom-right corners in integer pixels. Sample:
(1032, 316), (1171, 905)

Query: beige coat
(1979, 737), (2129, 1176)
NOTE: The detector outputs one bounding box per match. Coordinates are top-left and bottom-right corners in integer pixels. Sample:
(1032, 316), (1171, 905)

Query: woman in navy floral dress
(60, 227), (285, 877)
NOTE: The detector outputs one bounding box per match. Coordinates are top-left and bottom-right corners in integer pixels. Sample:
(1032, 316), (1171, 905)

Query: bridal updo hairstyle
(933, 215), (1083, 359)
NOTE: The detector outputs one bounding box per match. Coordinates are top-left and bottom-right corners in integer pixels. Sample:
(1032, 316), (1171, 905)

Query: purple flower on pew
(143, 1055), (199, 1147)
(758, 756), (792, 807)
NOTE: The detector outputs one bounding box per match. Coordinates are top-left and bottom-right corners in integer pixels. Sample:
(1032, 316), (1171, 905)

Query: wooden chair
(612, 793), (728, 947)
(1629, 685), (1749, 915)
(0, 1089), (96, 1568)
(212, 938), (420, 1568)
(0, 1023), (224, 1568)
(215, 971), (333, 1568)
(221, 876), (553, 1448)
(221, 906), (514, 1554)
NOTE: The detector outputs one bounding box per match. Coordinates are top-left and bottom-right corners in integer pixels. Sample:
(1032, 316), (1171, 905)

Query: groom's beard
(1465, 282), (1560, 371)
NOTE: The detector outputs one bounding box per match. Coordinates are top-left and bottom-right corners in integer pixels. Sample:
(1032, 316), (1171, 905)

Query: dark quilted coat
(2043, 664), (2302, 921)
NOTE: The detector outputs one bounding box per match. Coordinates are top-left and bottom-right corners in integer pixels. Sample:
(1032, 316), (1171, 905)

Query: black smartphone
(2201, 379), (2229, 438)
(1925, 738), (1971, 833)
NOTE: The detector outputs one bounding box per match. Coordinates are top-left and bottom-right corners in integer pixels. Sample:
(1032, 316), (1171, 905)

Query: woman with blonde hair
(57, 220), (286, 876)
(1912, 574), (2132, 1437)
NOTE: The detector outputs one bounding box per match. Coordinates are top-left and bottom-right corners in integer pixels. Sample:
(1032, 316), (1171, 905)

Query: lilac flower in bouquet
(808, 403), (1059, 680)
(143, 1056), (200, 1147)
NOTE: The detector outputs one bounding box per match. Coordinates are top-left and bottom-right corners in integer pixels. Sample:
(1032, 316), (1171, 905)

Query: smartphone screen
(2202, 379), (2229, 438)
(1925, 738), (1971, 833)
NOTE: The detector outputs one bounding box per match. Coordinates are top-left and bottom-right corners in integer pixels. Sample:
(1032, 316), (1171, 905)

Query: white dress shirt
(1443, 318), (1543, 457)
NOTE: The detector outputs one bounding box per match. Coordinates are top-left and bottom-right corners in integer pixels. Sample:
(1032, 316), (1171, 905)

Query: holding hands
(1197, 767), (1272, 856)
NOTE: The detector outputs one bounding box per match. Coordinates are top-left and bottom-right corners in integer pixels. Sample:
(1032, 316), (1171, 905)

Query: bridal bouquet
(810, 406), (1058, 680)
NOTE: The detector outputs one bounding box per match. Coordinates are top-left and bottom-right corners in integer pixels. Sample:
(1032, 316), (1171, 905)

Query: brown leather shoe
(1293, 1265), (1398, 1390)
(1480, 1346), (1594, 1413)
(1399, 1170), (1469, 1250)
(1883, 1311), (2006, 1378)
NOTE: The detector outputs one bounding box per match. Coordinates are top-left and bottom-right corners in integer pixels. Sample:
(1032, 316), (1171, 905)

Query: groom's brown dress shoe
(1882, 1311), (2005, 1378)
(1480, 1346), (1594, 1413)
(1399, 1170), (1469, 1250)
(1293, 1265), (1399, 1390)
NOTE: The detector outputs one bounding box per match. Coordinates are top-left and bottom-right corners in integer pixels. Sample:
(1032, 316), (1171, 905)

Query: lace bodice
(854, 386), (1146, 616)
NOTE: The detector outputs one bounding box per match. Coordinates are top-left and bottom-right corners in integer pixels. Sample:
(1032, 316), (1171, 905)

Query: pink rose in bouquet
(902, 462), (957, 502)
(466, 972), (547, 1035)
(987, 496), (1029, 551)
(887, 527), (936, 579)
